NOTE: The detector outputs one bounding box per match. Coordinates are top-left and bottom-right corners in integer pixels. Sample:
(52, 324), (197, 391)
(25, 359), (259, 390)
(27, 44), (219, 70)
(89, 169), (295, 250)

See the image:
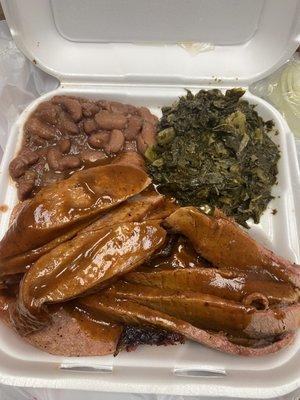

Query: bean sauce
(9, 96), (158, 200)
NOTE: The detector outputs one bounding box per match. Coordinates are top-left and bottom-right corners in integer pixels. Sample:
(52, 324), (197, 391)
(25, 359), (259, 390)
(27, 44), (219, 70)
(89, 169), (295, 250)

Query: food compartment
(0, 85), (299, 397)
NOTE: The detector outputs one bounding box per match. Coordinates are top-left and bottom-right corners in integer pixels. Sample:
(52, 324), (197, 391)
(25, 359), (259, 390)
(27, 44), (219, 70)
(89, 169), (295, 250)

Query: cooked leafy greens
(147, 88), (280, 226)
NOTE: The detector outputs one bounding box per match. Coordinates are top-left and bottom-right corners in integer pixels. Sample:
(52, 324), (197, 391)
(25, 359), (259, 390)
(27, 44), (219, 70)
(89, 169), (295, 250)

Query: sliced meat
(24, 307), (119, 356)
(110, 282), (300, 339)
(125, 268), (299, 306)
(0, 164), (151, 270)
(112, 151), (145, 170)
(14, 222), (166, 334)
(81, 191), (163, 234)
(147, 197), (179, 220)
(2, 191), (162, 278)
(165, 207), (300, 288)
(0, 219), (93, 277)
(78, 293), (295, 356)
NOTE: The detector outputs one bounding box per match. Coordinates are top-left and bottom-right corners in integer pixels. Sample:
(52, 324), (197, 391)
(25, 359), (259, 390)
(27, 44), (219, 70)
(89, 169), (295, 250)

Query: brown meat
(165, 207), (300, 288)
(81, 191), (163, 234)
(78, 293), (295, 356)
(0, 294), (120, 356)
(110, 282), (300, 339)
(0, 219), (93, 277)
(147, 197), (179, 220)
(25, 307), (120, 356)
(125, 268), (299, 306)
(2, 191), (162, 278)
(112, 151), (145, 170)
(0, 165), (151, 272)
(15, 222), (166, 334)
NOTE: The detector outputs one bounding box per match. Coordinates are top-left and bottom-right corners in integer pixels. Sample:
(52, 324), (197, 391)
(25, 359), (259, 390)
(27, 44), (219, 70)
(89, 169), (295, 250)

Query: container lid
(2, 0), (300, 86)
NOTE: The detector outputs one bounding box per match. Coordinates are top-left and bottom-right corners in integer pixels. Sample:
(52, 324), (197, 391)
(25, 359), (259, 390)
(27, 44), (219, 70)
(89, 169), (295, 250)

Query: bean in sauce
(9, 96), (158, 200)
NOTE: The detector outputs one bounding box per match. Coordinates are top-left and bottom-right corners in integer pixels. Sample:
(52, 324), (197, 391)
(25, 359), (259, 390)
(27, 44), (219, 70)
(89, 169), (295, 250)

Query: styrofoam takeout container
(0, 0), (300, 398)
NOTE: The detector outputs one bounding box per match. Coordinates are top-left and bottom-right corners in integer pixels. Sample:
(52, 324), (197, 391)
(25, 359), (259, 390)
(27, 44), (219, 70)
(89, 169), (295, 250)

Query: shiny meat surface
(0, 164), (151, 275)
(14, 221), (166, 334)
(165, 207), (300, 288)
(0, 165), (299, 357)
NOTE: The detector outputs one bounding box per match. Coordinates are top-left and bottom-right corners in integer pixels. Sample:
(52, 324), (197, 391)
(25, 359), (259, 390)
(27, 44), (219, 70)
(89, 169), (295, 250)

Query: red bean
(52, 96), (82, 122)
(83, 118), (97, 135)
(82, 102), (99, 117)
(103, 129), (125, 153)
(59, 155), (82, 171)
(17, 170), (36, 200)
(124, 116), (143, 139)
(9, 150), (39, 179)
(58, 116), (79, 135)
(47, 147), (81, 171)
(58, 138), (71, 153)
(88, 131), (110, 149)
(95, 110), (127, 130)
(138, 107), (158, 125)
(26, 118), (56, 140)
(47, 148), (61, 170)
(36, 102), (60, 125)
(110, 101), (138, 115)
(136, 121), (156, 153)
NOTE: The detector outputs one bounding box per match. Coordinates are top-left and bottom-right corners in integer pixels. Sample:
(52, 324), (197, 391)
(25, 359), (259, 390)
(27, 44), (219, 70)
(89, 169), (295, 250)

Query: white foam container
(0, 0), (300, 398)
